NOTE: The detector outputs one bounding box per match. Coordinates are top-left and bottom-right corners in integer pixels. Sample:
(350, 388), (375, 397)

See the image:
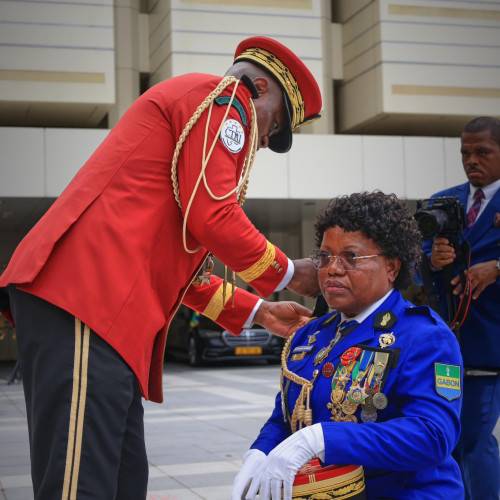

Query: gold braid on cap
(235, 47), (305, 131)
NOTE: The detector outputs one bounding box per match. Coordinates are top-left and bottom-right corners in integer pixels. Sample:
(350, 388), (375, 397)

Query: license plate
(235, 346), (262, 356)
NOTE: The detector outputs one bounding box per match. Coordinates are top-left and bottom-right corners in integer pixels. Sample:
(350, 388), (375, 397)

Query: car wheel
(188, 335), (202, 367)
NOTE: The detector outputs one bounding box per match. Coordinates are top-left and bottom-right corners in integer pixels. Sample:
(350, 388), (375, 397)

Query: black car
(165, 305), (285, 366)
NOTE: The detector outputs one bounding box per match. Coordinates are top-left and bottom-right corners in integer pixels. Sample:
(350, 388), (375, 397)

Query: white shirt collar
(469, 178), (500, 201)
(340, 288), (395, 325)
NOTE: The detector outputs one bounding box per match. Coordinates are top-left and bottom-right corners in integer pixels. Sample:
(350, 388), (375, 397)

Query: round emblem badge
(379, 332), (396, 348)
(322, 362), (334, 378)
(220, 119), (245, 153)
(372, 392), (388, 410)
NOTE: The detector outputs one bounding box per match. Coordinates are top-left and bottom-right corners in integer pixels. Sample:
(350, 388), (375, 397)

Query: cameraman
(420, 116), (500, 500)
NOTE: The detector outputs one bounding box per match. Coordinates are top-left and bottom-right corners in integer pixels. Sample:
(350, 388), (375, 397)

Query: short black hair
(314, 191), (421, 290)
(463, 116), (500, 146)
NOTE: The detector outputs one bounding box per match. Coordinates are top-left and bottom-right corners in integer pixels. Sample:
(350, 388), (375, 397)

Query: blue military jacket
(251, 290), (464, 499)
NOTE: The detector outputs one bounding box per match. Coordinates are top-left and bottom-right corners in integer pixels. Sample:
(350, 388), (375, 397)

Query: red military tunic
(0, 74), (289, 402)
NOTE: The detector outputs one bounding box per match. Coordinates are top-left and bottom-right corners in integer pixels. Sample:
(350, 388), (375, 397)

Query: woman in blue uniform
(232, 191), (464, 500)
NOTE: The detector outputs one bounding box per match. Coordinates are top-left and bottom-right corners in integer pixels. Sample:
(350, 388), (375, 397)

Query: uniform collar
(340, 288), (395, 325)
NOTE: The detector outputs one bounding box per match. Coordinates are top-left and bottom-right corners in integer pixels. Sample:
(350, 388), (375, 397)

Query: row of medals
(327, 360), (388, 423)
(313, 334), (393, 423)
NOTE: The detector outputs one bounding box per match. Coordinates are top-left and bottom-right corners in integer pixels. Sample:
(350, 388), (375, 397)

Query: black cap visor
(269, 91), (293, 154)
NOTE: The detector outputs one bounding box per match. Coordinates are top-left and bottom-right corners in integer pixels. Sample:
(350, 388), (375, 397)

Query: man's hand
(286, 258), (320, 298)
(451, 260), (499, 299)
(430, 237), (456, 270)
(254, 301), (312, 338)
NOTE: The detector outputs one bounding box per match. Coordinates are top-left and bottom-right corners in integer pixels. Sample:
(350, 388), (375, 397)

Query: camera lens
(417, 214), (438, 239)
(415, 197), (464, 240)
(416, 209), (449, 239)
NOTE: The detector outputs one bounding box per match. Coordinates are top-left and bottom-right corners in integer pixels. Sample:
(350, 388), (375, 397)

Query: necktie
(338, 319), (358, 336)
(333, 319), (359, 345)
(466, 189), (484, 230)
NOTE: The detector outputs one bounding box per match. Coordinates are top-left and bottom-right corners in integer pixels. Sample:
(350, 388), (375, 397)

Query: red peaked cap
(234, 36), (322, 153)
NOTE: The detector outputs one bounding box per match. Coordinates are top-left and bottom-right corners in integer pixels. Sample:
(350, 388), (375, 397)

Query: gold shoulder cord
(171, 76), (259, 254)
(281, 334), (319, 433)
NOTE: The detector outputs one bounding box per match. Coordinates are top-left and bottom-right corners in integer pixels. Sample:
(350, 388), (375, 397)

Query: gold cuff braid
(236, 240), (276, 283)
(203, 282), (234, 321)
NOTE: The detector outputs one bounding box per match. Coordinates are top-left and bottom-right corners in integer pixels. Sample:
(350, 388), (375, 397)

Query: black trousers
(8, 287), (149, 500)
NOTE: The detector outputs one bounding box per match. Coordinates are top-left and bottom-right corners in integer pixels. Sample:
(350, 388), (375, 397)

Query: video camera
(414, 196), (466, 240)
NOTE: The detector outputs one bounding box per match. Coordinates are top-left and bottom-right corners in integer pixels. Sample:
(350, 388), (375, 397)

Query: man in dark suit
(421, 116), (500, 500)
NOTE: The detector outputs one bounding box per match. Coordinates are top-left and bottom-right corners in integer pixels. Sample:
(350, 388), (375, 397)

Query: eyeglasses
(310, 249), (385, 271)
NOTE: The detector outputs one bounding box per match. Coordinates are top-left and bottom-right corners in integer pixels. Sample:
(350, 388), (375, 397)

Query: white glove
(246, 423), (325, 500)
(231, 448), (267, 500)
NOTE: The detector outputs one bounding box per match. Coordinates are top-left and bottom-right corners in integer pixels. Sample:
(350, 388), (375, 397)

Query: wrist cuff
(302, 423), (325, 461)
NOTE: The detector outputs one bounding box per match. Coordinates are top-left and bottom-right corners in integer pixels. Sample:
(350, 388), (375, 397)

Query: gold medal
(329, 407), (342, 422)
(328, 401), (342, 411)
(342, 414), (358, 423)
(330, 388), (344, 404)
(342, 399), (358, 415)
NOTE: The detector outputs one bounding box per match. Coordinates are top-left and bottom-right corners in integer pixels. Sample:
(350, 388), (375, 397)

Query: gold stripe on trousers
(61, 318), (90, 500)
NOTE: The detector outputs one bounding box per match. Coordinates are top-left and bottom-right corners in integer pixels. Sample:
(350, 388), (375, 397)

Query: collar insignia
(373, 310), (397, 331)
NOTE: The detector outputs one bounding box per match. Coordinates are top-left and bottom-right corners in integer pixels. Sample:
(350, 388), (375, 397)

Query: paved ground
(1, 360), (499, 500)
(0, 359), (281, 500)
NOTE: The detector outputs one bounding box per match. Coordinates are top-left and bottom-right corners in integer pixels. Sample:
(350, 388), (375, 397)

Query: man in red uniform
(0, 36), (322, 499)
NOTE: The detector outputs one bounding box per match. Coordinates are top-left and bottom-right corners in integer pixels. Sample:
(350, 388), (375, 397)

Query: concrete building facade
(1, 0), (499, 304)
